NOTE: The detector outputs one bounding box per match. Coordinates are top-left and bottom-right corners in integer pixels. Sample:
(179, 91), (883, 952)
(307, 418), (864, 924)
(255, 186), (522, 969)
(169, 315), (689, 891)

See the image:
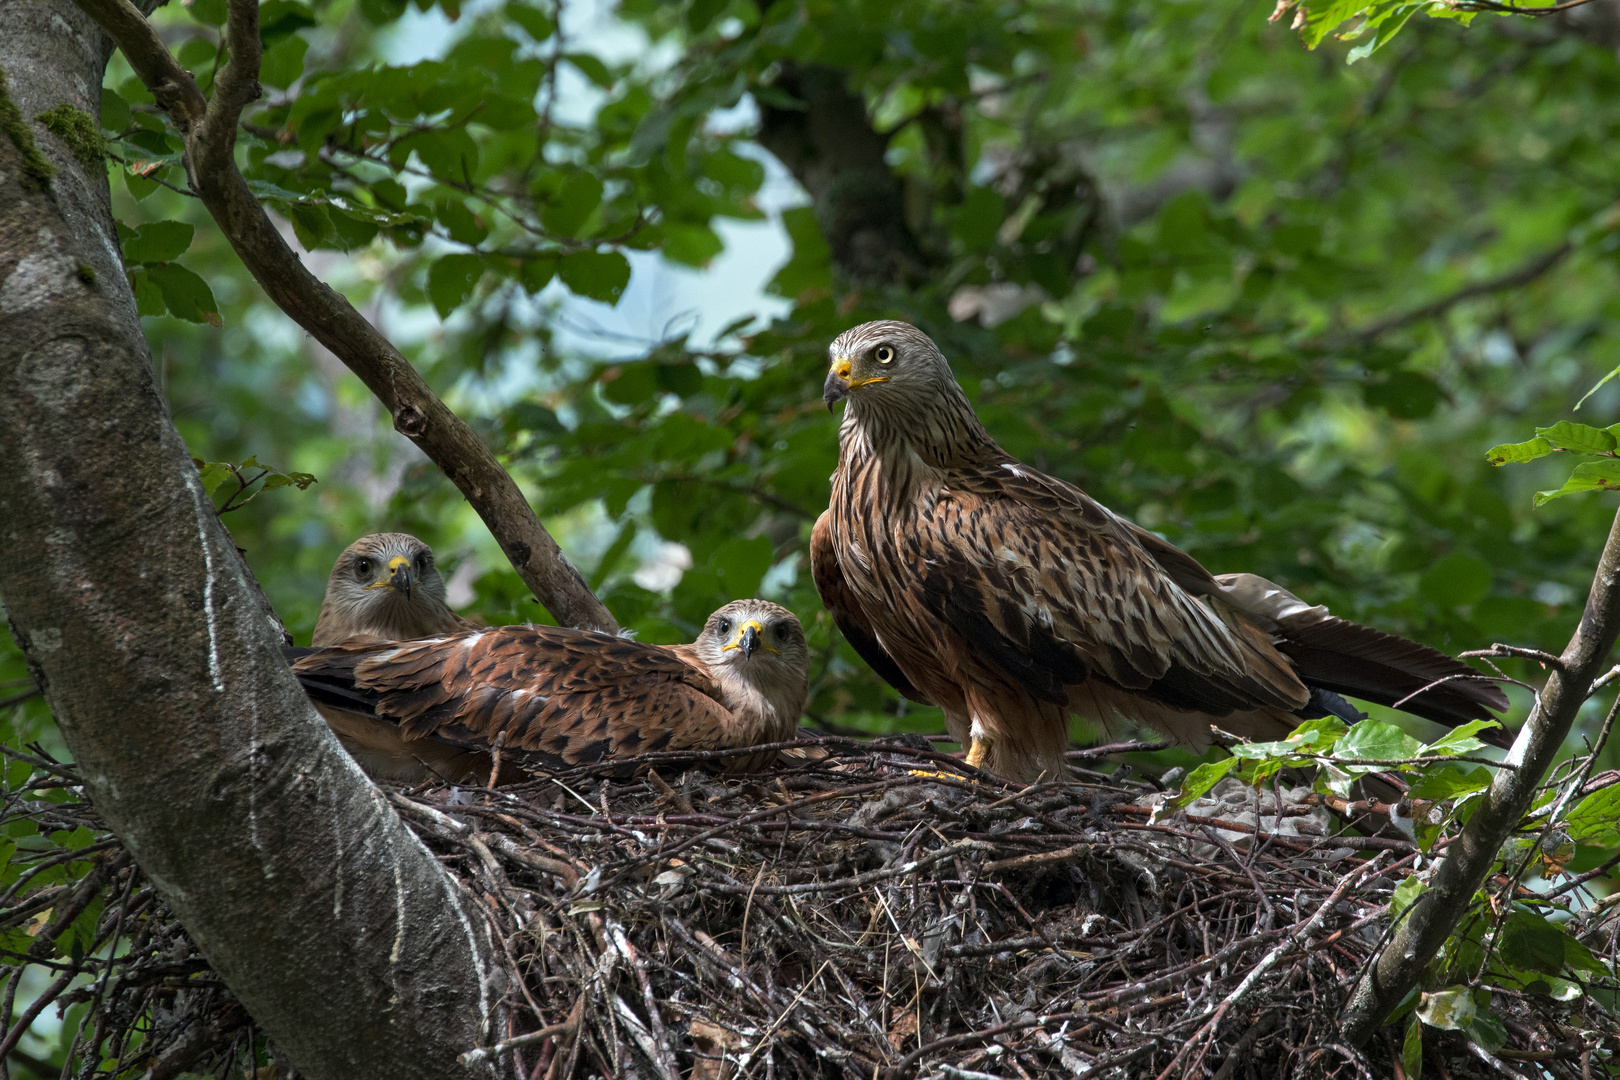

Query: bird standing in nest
(815, 320), (1509, 780)
(312, 532), (477, 645)
(289, 599), (810, 784)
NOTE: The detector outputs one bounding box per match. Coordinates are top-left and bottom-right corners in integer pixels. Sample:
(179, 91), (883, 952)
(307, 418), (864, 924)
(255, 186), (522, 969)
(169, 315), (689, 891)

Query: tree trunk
(755, 61), (930, 288)
(0, 7), (508, 1076)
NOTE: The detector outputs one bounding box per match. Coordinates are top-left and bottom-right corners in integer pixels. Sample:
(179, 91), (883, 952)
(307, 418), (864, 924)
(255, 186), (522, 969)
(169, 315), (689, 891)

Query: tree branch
(1350, 240), (1573, 341)
(1339, 502), (1620, 1044)
(69, 0), (617, 634)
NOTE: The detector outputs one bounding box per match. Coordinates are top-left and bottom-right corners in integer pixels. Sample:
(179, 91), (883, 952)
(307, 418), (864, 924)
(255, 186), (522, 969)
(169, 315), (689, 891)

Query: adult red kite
(815, 320), (1507, 779)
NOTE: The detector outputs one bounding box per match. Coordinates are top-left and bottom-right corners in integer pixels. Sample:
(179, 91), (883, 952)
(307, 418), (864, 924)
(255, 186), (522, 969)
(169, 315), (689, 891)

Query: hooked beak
(824, 362), (849, 412)
(823, 356), (887, 412)
(386, 554), (413, 596)
(721, 619), (770, 659)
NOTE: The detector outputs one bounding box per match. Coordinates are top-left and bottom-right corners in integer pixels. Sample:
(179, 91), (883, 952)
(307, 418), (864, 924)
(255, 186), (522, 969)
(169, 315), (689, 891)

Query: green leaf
(663, 223), (723, 267)
(145, 263), (220, 325)
(1485, 437), (1553, 466)
(261, 470), (316, 491)
(564, 53), (614, 89)
(188, 0), (226, 25)
(1498, 909), (1567, 976)
(121, 220), (194, 264)
(1415, 986), (1474, 1030)
(435, 199), (489, 245)
(128, 267), (165, 316)
(1564, 785), (1620, 846)
(507, 3), (554, 40)
(1564, 934), (1607, 975)
(1534, 460), (1620, 506)
(557, 250), (630, 304)
(1401, 1014), (1423, 1079)
(100, 88), (130, 134)
(541, 173), (604, 237)
(1345, 2), (1421, 63)
(1230, 716), (1346, 764)
(1163, 757), (1239, 811)
(687, 0), (729, 33)
(1405, 764), (1491, 801)
(260, 34), (309, 89)
(1536, 421), (1616, 454)
(1421, 719), (1501, 757)
(1464, 1009), (1508, 1053)
(1391, 874), (1427, 919)
(1334, 720), (1422, 764)
(286, 201), (335, 250)
(427, 254), (486, 317)
(258, 0), (317, 39)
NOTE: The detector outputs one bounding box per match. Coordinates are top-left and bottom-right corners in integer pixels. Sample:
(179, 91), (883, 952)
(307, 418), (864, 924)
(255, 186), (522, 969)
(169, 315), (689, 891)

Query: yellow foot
(906, 767), (960, 781)
(964, 737), (988, 771)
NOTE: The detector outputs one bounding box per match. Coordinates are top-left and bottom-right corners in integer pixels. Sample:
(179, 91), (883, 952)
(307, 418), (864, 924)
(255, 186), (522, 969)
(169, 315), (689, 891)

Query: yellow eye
(874, 345), (895, 365)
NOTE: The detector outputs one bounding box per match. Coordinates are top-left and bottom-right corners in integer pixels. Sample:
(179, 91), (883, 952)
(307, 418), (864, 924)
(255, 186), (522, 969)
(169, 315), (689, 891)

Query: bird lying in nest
(816, 319), (1510, 780)
(291, 534), (809, 785)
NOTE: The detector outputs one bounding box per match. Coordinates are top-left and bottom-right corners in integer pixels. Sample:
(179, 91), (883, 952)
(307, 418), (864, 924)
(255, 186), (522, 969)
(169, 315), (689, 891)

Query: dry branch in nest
(1, 737), (1617, 1079)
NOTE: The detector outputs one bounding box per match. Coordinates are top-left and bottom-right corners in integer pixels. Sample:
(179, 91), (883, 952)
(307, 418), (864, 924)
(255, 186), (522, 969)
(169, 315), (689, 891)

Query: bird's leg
(964, 737), (988, 770)
(963, 718), (990, 771)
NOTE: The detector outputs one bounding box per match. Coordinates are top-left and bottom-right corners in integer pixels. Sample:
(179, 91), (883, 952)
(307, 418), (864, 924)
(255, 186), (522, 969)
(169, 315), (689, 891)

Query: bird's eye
(355, 558), (372, 577)
(874, 345), (895, 365)
(716, 617), (732, 636)
(416, 554), (428, 572)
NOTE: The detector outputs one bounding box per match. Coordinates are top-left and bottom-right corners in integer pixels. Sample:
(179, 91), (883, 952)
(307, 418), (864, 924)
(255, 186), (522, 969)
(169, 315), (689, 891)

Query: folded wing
(925, 461), (1311, 718)
(289, 625), (738, 771)
(809, 511), (931, 703)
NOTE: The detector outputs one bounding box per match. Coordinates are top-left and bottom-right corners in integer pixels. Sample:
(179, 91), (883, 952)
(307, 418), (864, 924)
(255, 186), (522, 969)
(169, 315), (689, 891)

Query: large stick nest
(2, 737), (1618, 1079)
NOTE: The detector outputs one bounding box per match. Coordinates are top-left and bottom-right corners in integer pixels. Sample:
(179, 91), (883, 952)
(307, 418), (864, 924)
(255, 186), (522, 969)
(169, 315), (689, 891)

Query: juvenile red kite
(815, 320), (1507, 779)
(312, 532), (475, 645)
(290, 600), (809, 784)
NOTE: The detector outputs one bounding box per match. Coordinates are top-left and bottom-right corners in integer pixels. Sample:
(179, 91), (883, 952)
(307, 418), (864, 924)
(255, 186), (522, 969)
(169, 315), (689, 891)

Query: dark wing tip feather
(286, 645), (381, 715)
(1275, 612), (1510, 735)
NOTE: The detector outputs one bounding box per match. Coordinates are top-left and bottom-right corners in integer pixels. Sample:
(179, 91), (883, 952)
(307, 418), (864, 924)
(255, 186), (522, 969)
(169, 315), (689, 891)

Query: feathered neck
(838, 378), (1002, 470)
(670, 643), (808, 744)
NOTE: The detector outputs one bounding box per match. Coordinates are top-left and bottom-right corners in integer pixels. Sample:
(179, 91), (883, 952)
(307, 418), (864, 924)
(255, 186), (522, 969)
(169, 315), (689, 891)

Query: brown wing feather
(918, 459), (1311, 717)
(291, 627), (740, 770)
(1215, 573), (1510, 732)
(810, 511), (932, 703)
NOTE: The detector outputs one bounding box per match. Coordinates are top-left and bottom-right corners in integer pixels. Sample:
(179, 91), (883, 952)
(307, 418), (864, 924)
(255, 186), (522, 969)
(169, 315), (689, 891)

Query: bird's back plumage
(290, 600), (810, 783)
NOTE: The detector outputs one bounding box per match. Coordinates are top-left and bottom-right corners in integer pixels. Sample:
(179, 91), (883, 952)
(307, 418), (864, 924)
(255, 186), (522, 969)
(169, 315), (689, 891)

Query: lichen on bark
(0, 65), (56, 191)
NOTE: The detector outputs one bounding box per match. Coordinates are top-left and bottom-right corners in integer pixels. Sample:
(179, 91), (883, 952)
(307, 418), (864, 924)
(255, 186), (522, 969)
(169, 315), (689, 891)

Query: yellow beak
(823, 356), (888, 411)
(721, 619), (775, 658)
(366, 555), (413, 596)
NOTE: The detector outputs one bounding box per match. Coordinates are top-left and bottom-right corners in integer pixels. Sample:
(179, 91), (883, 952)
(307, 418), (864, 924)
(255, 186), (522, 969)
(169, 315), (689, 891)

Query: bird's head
(823, 321), (994, 465)
(694, 599), (809, 709)
(823, 320), (958, 417)
(322, 532), (450, 628)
